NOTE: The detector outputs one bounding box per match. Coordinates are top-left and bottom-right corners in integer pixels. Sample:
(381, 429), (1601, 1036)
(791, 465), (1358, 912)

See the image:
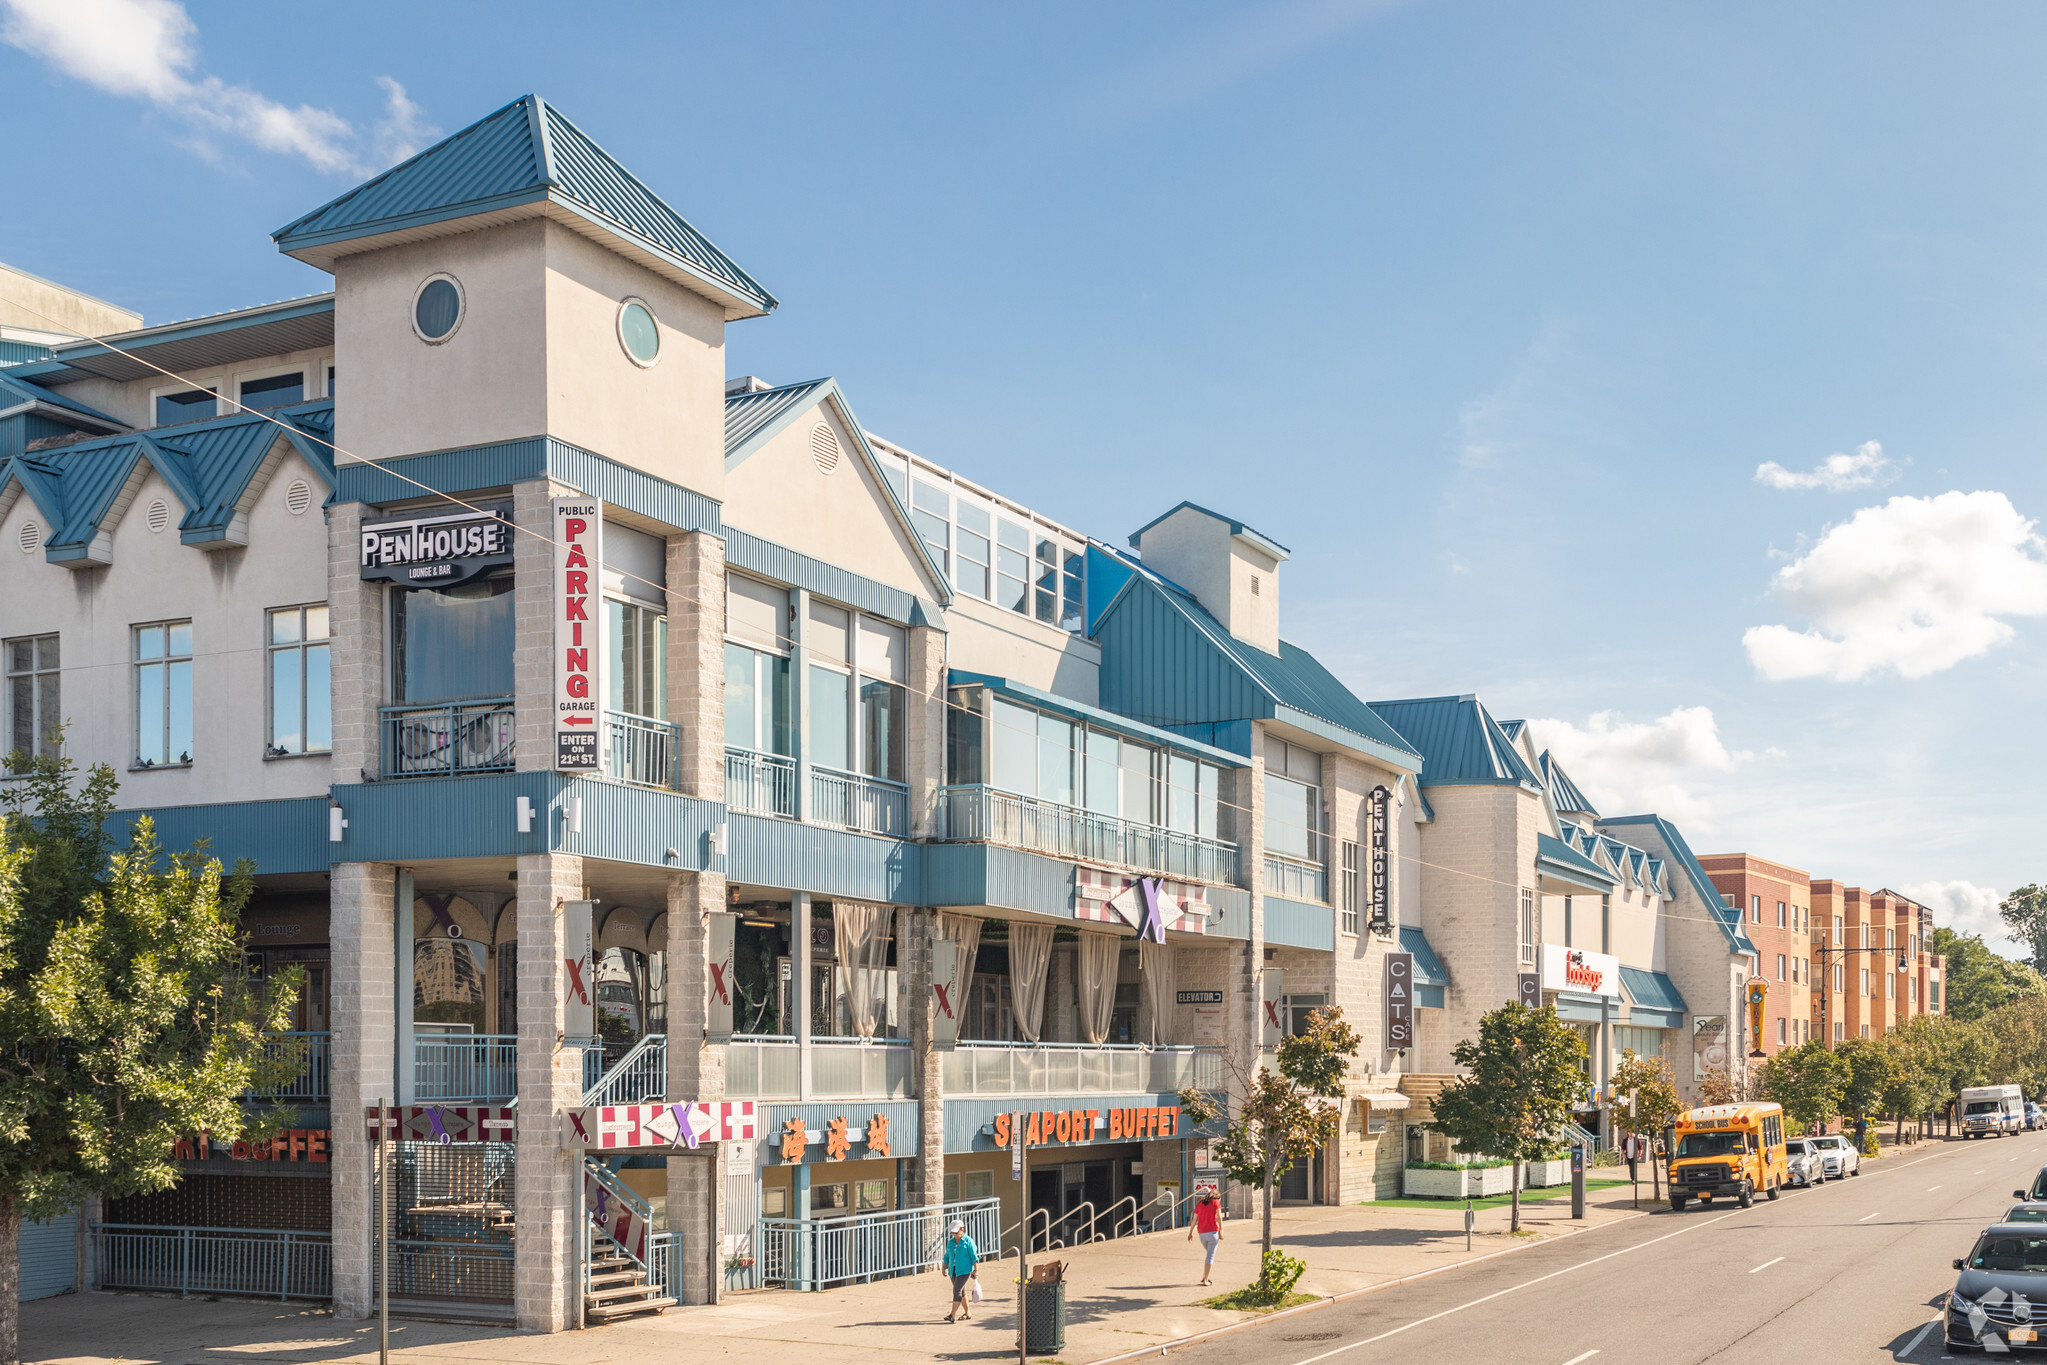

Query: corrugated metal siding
(724, 379), (832, 464)
(1415, 985), (1446, 1009)
(1371, 695), (1540, 788)
(1208, 888), (1251, 939)
(275, 98), (542, 241)
(1541, 753), (1600, 818)
(1553, 994), (1611, 1023)
(1619, 966), (1689, 1014)
(0, 339), (53, 365)
(1598, 815), (1755, 956)
(109, 796), (331, 875)
(549, 441), (721, 536)
(19, 1208), (75, 1300)
(1398, 926), (1449, 986)
(1264, 895), (1335, 952)
(336, 437), (720, 536)
(727, 529), (916, 625)
(725, 814), (919, 905)
(1537, 833), (1618, 891)
(752, 1100), (921, 1165)
(1628, 1008), (1684, 1029)
(336, 772), (543, 863)
(1095, 575), (1270, 731)
(557, 780), (721, 869)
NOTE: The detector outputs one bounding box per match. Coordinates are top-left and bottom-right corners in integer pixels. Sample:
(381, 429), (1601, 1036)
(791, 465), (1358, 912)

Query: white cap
(950, 1220), (965, 1232)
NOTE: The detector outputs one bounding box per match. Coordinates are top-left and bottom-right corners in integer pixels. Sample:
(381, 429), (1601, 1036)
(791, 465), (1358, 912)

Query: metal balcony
(936, 785), (1239, 885)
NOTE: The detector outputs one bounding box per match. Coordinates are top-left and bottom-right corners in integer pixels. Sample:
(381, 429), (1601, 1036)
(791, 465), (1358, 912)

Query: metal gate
(374, 1140), (515, 1305)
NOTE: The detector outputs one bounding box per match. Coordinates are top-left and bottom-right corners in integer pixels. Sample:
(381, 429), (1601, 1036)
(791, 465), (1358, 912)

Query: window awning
(1399, 926), (1449, 987)
(1619, 966), (1688, 1015)
(1362, 1092), (1410, 1110)
(1537, 833), (1618, 893)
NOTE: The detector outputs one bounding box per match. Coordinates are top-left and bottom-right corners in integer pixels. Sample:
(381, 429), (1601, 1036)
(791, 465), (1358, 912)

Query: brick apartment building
(1699, 854), (1813, 1055)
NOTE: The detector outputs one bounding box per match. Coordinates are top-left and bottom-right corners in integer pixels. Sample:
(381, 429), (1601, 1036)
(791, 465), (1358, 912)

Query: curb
(1084, 1206), (1653, 1365)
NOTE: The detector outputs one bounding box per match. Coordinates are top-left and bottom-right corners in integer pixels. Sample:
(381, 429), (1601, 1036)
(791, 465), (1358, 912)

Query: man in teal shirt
(942, 1219), (979, 1322)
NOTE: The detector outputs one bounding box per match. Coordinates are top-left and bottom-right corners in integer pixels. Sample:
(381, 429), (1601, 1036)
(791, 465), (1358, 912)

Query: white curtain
(940, 913), (985, 1036)
(834, 900), (895, 1038)
(1078, 933), (1120, 1045)
(1139, 939), (1178, 1045)
(1010, 923), (1054, 1043)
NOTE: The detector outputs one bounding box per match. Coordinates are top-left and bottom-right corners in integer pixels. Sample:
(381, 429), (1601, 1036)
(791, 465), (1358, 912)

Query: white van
(1961, 1084), (2027, 1138)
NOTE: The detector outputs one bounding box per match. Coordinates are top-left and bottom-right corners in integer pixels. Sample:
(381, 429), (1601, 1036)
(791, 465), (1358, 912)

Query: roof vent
(810, 422), (842, 474)
(17, 520), (40, 555)
(724, 375), (774, 396)
(145, 499), (171, 534)
(285, 479), (314, 516)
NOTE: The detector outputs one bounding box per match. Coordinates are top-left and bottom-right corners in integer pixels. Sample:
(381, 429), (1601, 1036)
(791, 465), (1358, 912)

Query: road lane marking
(1903, 1314), (1940, 1358)
(1561, 1353), (1599, 1365)
(1748, 1257), (1784, 1274)
(1860, 1211), (1881, 1221)
(1281, 1207), (1748, 1365)
(1929, 1185), (1943, 1192)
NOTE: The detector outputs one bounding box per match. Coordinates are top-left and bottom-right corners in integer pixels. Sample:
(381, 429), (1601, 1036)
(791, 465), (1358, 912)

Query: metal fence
(941, 1043), (1223, 1096)
(583, 1034), (668, 1106)
(759, 1198), (1000, 1291)
(380, 698), (516, 778)
(414, 1033), (516, 1101)
(91, 1224), (331, 1300)
(607, 711), (681, 789)
(809, 765), (910, 837)
(389, 1238), (515, 1302)
(252, 1031), (329, 1100)
(937, 785), (1240, 885)
(1264, 851), (1328, 904)
(726, 747), (797, 817)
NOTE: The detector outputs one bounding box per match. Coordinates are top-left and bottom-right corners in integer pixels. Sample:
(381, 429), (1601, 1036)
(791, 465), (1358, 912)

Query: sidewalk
(24, 1179), (1658, 1365)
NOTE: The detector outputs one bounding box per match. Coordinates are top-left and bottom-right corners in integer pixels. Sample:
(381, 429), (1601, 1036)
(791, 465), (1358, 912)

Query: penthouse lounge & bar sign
(359, 507), (513, 585)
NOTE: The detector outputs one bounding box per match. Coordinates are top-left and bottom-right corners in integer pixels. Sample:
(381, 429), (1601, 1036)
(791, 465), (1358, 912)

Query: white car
(1784, 1138), (1826, 1188)
(1809, 1133), (1862, 1179)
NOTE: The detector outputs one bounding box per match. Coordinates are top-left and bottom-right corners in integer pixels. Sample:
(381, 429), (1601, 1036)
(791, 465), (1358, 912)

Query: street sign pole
(1015, 1111), (1028, 1365)
(377, 1096), (389, 1365)
(1464, 1197), (1473, 1251)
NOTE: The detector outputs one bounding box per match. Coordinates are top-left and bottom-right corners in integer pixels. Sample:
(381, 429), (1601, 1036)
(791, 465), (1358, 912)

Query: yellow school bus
(1668, 1102), (1790, 1211)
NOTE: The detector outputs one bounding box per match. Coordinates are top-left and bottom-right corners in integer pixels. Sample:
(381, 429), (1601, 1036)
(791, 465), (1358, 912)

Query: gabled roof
(15, 295), (335, 388)
(1539, 751), (1600, 819)
(1369, 695), (1543, 791)
(1089, 552), (1422, 772)
(1128, 500), (1290, 561)
(273, 96), (775, 320)
(1496, 718), (1526, 742)
(1538, 832), (1618, 891)
(0, 370), (126, 431)
(1598, 813), (1757, 958)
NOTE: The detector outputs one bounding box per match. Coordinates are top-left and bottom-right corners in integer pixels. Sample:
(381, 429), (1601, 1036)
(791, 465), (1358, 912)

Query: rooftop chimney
(1129, 502), (1289, 654)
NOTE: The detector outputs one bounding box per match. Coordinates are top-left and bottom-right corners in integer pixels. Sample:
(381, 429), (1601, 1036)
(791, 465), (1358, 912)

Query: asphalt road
(1172, 1132), (2047, 1365)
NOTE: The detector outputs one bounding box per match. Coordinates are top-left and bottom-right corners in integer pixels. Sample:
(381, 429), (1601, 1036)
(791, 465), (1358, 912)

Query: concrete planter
(1524, 1159), (1568, 1188)
(1403, 1164), (1516, 1198)
(1472, 1163), (1515, 1196)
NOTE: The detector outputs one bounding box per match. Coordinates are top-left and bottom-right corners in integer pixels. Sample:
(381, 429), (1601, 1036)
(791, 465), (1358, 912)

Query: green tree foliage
(1430, 1003), (1589, 1233)
(1835, 1037), (1900, 1126)
(1932, 927), (2047, 1022)
(1179, 1005), (1360, 1257)
(1889, 1013), (1990, 1123)
(1758, 1041), (1847, 1135)
(0, 754), (300, 1364)
(1877, 1033), (1942, 1144)
(1980, 995), (2047, 1096)
(2000, 885), (2047, 978)
(1610, 1049), (1682, 1197)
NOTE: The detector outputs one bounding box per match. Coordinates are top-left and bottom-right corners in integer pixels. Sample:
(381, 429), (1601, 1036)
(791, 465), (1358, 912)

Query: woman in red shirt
(1186, 1188), (1223, 1285)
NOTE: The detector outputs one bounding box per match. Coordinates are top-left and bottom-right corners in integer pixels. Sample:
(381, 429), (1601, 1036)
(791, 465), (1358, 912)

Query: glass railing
(1264, 839), (1328, 903)
(606, 711), (681, 789)
(936, 785), (1239, 885)
(380, 698), (515, 779)
(723, 1036), (914, 1100)
(726, 748), (797, 817)
(939, 1042), (1223, 1096)
(810, 765), (910, 837)
(414, 1033), (516, 1101)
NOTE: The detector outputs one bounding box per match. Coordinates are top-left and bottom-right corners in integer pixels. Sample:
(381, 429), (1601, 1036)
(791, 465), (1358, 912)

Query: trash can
(1024, 1281), (1067, 1353)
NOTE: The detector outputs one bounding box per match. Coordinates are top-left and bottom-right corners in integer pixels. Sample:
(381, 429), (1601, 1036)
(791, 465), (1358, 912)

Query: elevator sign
(553, 499), (603, 771)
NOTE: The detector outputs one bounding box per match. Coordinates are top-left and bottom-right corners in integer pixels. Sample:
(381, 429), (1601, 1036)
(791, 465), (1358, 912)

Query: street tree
(1890, 1013), (1990, 1134)
(1758, 1040), (1847, 1136)
(1835, 1037), (1900, 1147)
(1981, 994), (2047, 1097)
(1179, 1005), (1361, 1258)
(1696, 1065), (1744, 1106)
(1430, 1003), (1588, 1233)
(1931, 928), (2047, 1022)
(0, 753), (302, 1364)
(1877, 1034), (1940, 1145)
(2000, 885), (2047, 977)
(1610, 1048), (1681, 1198)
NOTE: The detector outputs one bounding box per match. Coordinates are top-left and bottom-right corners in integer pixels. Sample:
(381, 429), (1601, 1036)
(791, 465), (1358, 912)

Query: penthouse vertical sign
(554, 498), (603, 771)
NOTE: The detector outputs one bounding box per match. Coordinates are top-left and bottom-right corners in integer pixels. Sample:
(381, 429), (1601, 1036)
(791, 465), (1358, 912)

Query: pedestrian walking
(1187, 1188), (1223, 1286)
(941, 1219), (979, 1322)
(1853, 1115), (1867, 1154)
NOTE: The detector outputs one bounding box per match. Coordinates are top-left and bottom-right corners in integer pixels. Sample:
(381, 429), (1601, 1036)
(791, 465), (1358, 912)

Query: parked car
(1784, 1138), (1825, 1188)
(2013, 1168), (2047, 1203)
(1949, 1225), (2047, 1352)
(2028, 1103), (2044, 1132)
(2004, 1203), (2047, 1223)
(1810, 1133), (1862, 1179)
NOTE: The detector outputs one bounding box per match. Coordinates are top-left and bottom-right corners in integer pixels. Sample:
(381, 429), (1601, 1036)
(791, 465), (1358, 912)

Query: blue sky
(6, 0), (2046, 949)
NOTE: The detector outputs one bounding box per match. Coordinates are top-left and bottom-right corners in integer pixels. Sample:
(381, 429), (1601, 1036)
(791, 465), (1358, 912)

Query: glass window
(724, 643), (793, 755)
(1776, 954), (1786, 981)
(1263, 771), (1317, 859)
(857, 617), (907, 684)
(1520, 889), (1537, 965)
(996, 520), (1031, 614)
(990, 698), (1037, 795)
(5, 634), (60, 771)
(155, 388), (216, 426)
(911, 479), (950, 577)
(618, 299), (660, 365)
(727, 575), (786, 651)
(807, 601), (849, 664)
(809, 666), (851, 770)
(1084, 731), (1119, 816)
(1340, 841), (1360, 935)
(956, 504), (992, 600)
(414, 277), (462, 340)
(392, 575), (514, 703)
(240, 372), (304, 410)
(267, 605), (330, 756)
(1062, 548), (1084, 630)
(1168, 754), (1199, 835)
(946, 693), (983, 786)
(1777, 901), (1787, 927)
(1036, 713), (1075, 805)
(134, 620), (194, 766)
(1034, 537), (1059, 623)
(605, 600), (667, 720)
(1119, 741), (1155, 825)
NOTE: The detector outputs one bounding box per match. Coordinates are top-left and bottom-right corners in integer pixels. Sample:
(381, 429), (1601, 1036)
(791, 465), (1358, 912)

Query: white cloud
(1898, 879), (2020, 955)
(1755, 440), (1899, 492)
(1743, 490), (2047, 682)
(1524, 706), (1747, 828)
(1, 0), (424, 176)
(372, 75), (436, 167)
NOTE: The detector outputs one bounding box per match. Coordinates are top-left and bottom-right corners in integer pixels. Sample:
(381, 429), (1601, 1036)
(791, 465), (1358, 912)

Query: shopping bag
(969, 1276), (984, 1302)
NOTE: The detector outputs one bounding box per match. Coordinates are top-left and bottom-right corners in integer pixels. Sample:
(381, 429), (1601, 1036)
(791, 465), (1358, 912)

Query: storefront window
(605, 600), (667, 720)
(393, 574), (514, 702)
(415, 938), (488, 1029)
(725, 643), (793, 754)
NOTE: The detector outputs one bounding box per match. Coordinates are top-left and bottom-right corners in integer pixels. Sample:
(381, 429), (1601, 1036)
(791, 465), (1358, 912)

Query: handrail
(1119, 1189), (1184, 1237)
(1001, 1207), (1054, 1256)
(582, 1033), (667, 1106)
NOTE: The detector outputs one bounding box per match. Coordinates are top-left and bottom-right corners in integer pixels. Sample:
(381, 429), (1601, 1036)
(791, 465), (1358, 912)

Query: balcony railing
(380, 698), (515, 779)
(723, 1036), (914, 1100)
(607, 711), (681, 789)
(92, 1224), (331, 1301)
(252, 1031), (329, 1100)
(940, 1042), (1223, 1096)
(937, 785), (1240, 885)
(726, 747), (797, 817)
(582, 1034), (667, 1106)
(810, 765), (910, 837)
(760, 1197), (1000, 1292)
(414, 1033), (516, 1102)
(1263, 851), (1328, 903)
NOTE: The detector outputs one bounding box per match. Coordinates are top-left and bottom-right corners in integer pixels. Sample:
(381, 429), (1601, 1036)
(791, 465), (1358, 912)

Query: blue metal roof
(1128, 500), (1290, 560)
(0, 369), (126, 429)
(1619, 966), (1688, 1014)
(1091, 561), (1422, 772)
(1399, 925), (1450, 986)
(274, 96), (776, 319)
(1597, 813), (1757, 958)
(1538, 832), (1618, 891)
(1496, 718), (1526, 742)
(1369, 695), (1543, 790)
(1540, 752), (1600, 818)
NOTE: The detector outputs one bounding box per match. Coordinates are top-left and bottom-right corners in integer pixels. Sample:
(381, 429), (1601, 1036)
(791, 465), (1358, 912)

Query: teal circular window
(413, 275), (463, 342)
(618, 298), (659, 366)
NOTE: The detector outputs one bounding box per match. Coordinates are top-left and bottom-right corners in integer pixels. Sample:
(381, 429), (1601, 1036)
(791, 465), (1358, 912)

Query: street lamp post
(1813, 939), (1910, 1049)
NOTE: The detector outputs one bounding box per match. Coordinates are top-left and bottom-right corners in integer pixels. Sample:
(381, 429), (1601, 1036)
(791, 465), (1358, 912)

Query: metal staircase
(582, 1034), (668, 1107)
(585, 1225), (675, 1323)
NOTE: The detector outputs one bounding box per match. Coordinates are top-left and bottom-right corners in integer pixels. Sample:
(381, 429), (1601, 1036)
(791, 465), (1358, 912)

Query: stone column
(666, 530), (727, 801)
(328, 861), (396, 1319)
(514, 852), (583, 1332)
(906, 623), (947, 839)
(667, 867), (726, 1306)
(326, 502), (383, 782)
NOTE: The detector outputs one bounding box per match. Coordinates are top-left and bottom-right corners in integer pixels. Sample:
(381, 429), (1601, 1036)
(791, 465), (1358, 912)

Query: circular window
(412, 274), (464, 343)
(617, 298), (659, 366)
